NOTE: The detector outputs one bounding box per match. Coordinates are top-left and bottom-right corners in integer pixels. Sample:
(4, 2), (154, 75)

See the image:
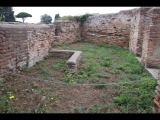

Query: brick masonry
(0, 23), (55, 77)
(141, 8), (160, 68)
(129, 8), (151, 56)
(82, 10), (132, 48)
(53, 19), (81, 45)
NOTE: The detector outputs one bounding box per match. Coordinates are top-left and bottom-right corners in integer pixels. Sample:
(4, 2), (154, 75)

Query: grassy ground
(0, 41), (157, 113)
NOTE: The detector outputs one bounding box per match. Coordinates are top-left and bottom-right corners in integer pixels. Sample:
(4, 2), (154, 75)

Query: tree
(15, 12), (32, 23)
(40, 14), (52, 24)
(0, 7), (15, 22)
(54, 14), (60, 21)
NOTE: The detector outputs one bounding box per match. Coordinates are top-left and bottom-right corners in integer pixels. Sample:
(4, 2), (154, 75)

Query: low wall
(0, 23), (55, 77)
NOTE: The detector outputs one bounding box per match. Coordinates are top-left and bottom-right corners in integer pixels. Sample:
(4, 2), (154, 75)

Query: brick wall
(53, 19), (81, 45)
(0, 23), (55, 77)
(81, 10), (132, 48)
(141, 8), (160, 68)
(129, 7), (151, 56)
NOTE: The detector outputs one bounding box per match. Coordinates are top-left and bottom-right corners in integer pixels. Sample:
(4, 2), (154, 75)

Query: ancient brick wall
(53, 19), (81, 45)
(129, 7), (151, 56)
(0, 23), (55, 77)
(141, 8), (160, 68)
(81, 10), (132, 48)
(1, 7), (160, 77)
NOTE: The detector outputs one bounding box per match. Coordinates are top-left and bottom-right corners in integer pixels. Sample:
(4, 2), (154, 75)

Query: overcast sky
(13, 7), (140, 23)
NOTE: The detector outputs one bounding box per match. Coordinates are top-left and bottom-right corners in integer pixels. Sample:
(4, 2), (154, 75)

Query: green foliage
(41, 68), (50, 76)
(0, 7), (15, 22)
(58, 13), (93, 22)
(0, 96), (10, 113)
(96, 73), (110, 79)
(40, 14), (52, 24)
(101, 61), (112, 67)
(62, 72), (74, 83)
(113, 94), (130, 105)
(16, 12), (32, 18)
(21, 66), (34, 72)
(54, 13), (60, 21)
(44, 55), (49, 60)
(15, 12), (32, 23)
(50, 59), (66, 71)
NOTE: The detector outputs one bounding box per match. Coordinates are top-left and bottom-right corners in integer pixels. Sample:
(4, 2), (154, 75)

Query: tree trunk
(22, 18), (24, 23)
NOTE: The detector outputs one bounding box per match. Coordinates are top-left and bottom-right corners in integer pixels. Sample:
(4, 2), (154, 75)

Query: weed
(21, 66), (34, 72)
(96, 73), (110, 79)
(62, 72), (74, 83)
(87, 102), (102, 113)
(50, 63), (61, 70)
(44, 55), (49, 59)
(101, 61), (112, 67)
(113, 94), (130, 105)
(41, 68), (50, 76)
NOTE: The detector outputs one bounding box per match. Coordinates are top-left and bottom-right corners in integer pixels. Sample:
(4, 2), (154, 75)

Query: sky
(13, 7), (140, 23)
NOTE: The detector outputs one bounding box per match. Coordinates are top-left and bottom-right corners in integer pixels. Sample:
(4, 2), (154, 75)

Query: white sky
(13, 7), (140, 23)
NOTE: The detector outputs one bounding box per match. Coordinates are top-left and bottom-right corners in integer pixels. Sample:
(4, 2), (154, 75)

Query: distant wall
(53, 19), (81, 45)
(82, 10), (132, 48)
(0, 23), (55, 77)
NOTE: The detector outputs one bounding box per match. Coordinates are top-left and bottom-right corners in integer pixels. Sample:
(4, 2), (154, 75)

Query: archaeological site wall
(82, 10), (132, 48)
(129, 7), (151, 56)
(0, 23), (55, 77)
(141, 8), (160, 68)
(53, 19), (81, 45)
(1, 7), (160, 77)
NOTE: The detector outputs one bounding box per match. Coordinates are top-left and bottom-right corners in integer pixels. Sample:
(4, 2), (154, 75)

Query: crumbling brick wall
(0, 23), (55, 77)
(53, 19), (81, 45)
(129, 7), (151, 56)
(81, 9), (132, 48)
(141, 8), (160, 68)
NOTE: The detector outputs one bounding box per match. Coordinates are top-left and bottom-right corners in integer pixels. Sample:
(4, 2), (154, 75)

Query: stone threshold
(49, 49), (82, 73)
(136, 57), (159, 80)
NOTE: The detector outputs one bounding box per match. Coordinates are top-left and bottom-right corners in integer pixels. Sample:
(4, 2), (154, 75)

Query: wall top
(0, 22), (53, 29)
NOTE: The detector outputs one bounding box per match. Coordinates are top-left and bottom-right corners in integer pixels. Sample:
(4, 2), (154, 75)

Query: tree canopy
(54, 14), (60, 21)
(15, 12), (32, 23)
(0, 7), (15, 22)
(40, 14), (52, 24)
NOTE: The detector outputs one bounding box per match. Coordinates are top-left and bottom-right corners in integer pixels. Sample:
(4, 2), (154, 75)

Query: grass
(0, 41), (157, 113)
